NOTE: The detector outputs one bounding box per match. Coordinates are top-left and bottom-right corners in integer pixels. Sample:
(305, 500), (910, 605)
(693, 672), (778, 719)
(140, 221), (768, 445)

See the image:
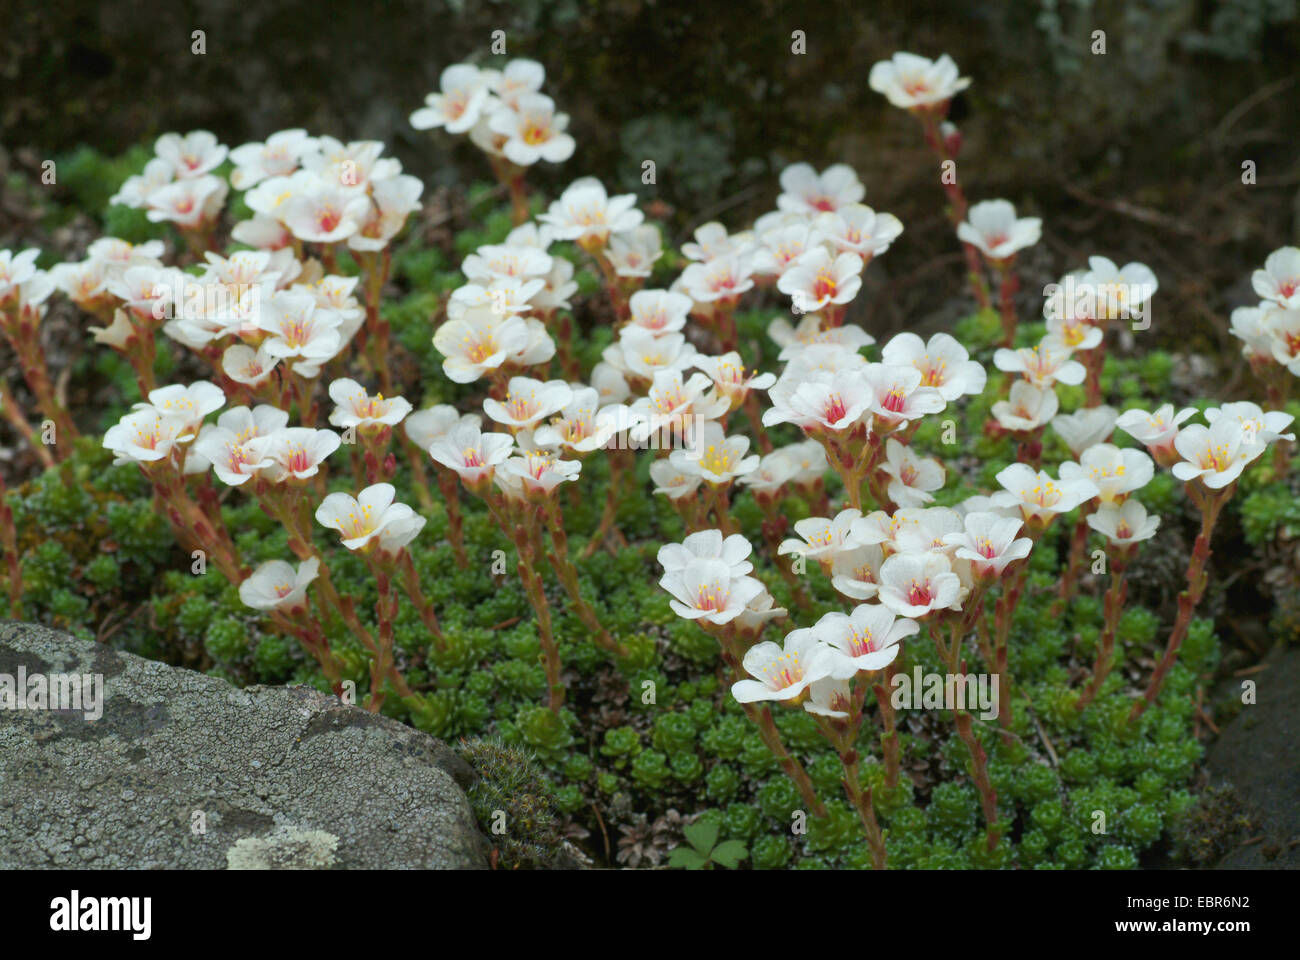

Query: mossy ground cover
(4, 145), (1298, 870)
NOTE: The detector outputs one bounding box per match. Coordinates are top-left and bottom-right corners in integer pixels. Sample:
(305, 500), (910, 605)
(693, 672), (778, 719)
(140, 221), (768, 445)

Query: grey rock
(1208, 645), (1300, 869)
(0, 621), (488, 869)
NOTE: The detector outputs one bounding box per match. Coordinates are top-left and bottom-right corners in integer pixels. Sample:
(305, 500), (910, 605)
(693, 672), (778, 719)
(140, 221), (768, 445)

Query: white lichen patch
(225, 826), (339, 869)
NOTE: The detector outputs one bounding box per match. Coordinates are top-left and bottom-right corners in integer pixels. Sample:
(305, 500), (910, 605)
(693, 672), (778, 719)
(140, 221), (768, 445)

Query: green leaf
(682, 820), (719, 853)
(668, 847), (708, 870)
(709, 840), (749, 869)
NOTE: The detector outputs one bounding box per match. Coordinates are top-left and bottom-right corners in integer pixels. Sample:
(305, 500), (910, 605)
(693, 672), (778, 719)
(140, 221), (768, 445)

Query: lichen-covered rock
(0, 621), (488, 869)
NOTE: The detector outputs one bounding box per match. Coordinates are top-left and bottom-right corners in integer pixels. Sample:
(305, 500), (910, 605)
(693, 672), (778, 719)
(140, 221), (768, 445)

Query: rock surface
(1208, 645), (1300, 869)
(0, 621), (488, 869)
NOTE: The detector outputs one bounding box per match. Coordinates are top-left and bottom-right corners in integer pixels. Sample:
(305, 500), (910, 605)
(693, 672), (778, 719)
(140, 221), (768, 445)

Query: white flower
(776, 163), (865, 215)
(1227, 304), (1276, 362)
(864, 362), (946, 427)
(103, 407), (194, 464)
(992, 463), (1099, 522)
(229, 129), (315, 190)
(376, 510), (427, 555)
(669, 420), (758, 484)
(877, 552), (962, 618)
(649, 459), (703, 500)
(498, 448), (582, 497)
(0, 248), (42, 300)
(943, 512), (1032, 577)
(531, 256), (578, 313)
(869, 52), (971, 109)
(1044, 311), (1104, 352)
(784, 369), (873, 432)
(490, 58), (546, 108)
(880, 438), (945, 507)
(816, 605), (917, 677)
(433, 306), (531, 383)
(658, 530), (754, 578)
(681, 222), (752, 262)
(538, 177), (643, 244)
(750, 222), (827, 277)
(803, 677), (854, 718)
(261, 428), (342, 482)
(1060, 443), (1154, 503)
(532, 387), (622, 453)
(769, 314), (875, 361)
(893, 506), (964, 555)
(222, 344), (281, 386)
(1203, 401), (1295, 448)
(154, 130), (227, 179)
(109, 158), (175, 209)
(482, 377), (573, 431)
(193, 422), (274, 486)
(1115, 404), (1197, 457)
(316, 483), (410, 551)
(490, 93), (575, 166)
(348, 175), (424, 252)
(239, 557), (320, 611)
(629, 369), (729, 440)
(679, 253), (756, 304)
(606, 224), (662, 278)
(776, 246), (863, 313)
(405, 405), (481, 451)
(661, 558), (765, 626)
(462, 244), (553, 283)
(1088, 500), (1160, 546)
(815, 204), (904, 259)
(734, 589), (788, 634)
(428, 422), (514, 485)
(328, 378), (413, 430)
(693, 351), (777, 406)
(1170, 419), (1258, 489)
(786, 438), (829, 484)
(605, 327), (698, 380)
(281, 184), (371, 244)
(1251, 246), (1300, 310)
(737, 448), (799, 497)
(1262, 307), (1300, 372)
(993, 342), (1085, 388)
(143, 382), (226, 436)
(731, 629), (835, 702)
(1051, 406), (1118, 457)
(957, 200), (1041, 261)
(625, 289), (692, 336)
(258, 292), (342, 364)
(1081, 256), (1158, 320)
(86, 237), (165, 274)
(145, 175), (227, 229)
(779, 508), (864, 562)
(411, 65), (495, 133)
(829, 543), (885, 600)
(992, 380), (1059, 432)
(451, 275), (546, 317)
(880, 331), (986, 401)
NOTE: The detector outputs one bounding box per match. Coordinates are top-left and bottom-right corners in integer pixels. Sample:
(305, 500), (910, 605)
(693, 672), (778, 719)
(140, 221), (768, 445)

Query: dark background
(4, 0), (1299, 352)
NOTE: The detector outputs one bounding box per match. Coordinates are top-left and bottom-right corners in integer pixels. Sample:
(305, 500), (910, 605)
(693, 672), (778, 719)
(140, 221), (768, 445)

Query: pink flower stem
(918, 113), (990, 309)
(0, 378), (54, 468)
(715, 629), (828, 819)
(1077, 550), (1129, 711)
(541, 497), (627, 658)
(1051, 502), (1096, 617)
(996, 260), (1020, 347)
(931, 616), (1001, 850)
(1130, 482), (1231, 723)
